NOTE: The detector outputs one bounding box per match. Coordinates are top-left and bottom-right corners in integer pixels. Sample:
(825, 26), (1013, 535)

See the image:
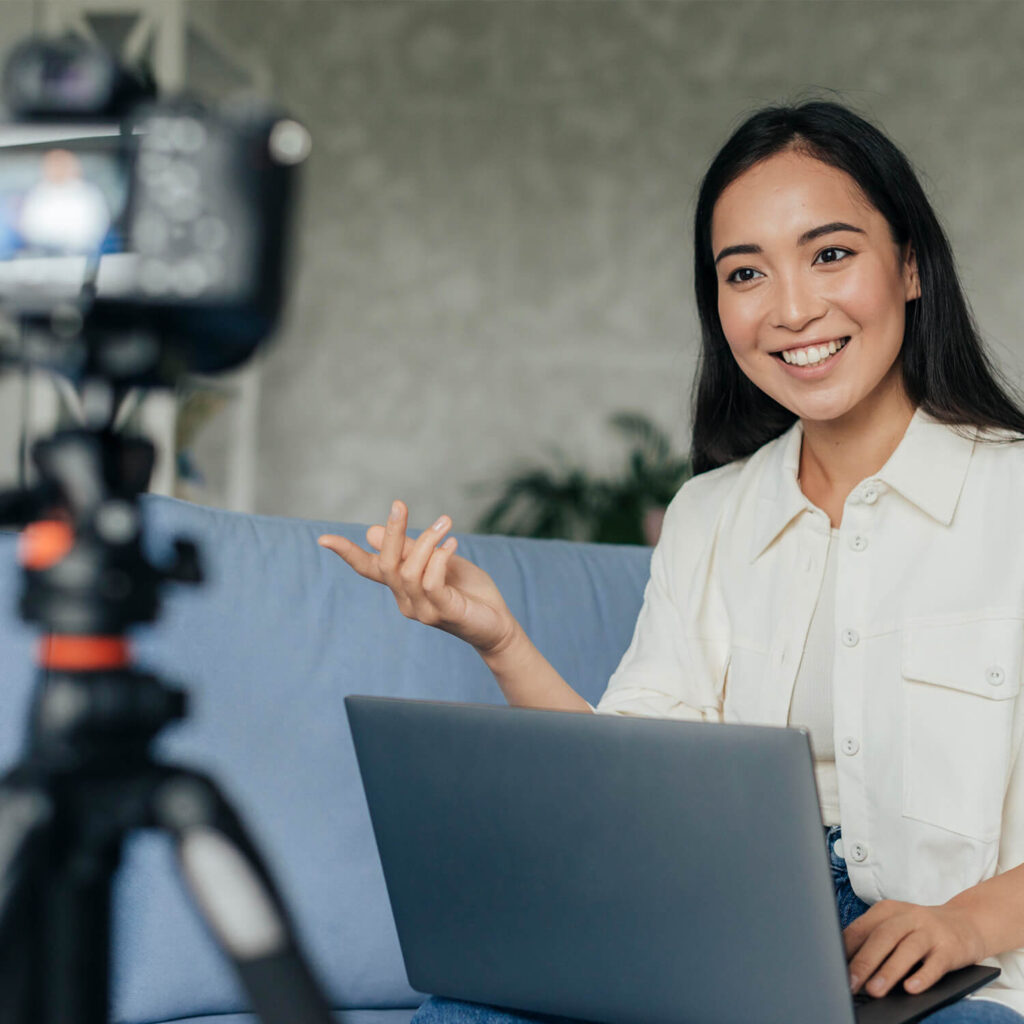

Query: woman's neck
(798, 378), (916, 528)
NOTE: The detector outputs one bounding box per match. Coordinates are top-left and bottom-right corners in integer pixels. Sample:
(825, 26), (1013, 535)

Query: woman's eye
(725, 266), (764, 284)
(815, 246), (852, 265)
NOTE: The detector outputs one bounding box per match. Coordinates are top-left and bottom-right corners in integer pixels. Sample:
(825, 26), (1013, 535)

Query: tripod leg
(153, 770), (335, 1024)
(0, 783), (55, 1024)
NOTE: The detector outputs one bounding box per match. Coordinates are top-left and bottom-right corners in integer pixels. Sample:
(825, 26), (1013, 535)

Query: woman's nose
(772, 272), (827, 332)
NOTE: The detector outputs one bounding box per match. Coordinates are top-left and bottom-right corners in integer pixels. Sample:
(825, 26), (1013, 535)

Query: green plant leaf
(473, 412), (691, 544)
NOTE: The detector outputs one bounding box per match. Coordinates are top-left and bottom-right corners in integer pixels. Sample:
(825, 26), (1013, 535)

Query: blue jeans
(411, 825), (1023, 1024)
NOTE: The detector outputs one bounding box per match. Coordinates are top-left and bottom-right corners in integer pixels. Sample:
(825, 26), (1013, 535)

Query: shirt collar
(874, 408), (975, 524)
(749, 420), (811, 563)
(748, 408), (976, 563)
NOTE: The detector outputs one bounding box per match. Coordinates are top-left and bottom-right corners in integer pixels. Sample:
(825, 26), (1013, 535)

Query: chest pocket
(901, 617), (1023, 841)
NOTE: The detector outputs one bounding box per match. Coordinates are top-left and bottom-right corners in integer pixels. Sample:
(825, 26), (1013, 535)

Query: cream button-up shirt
(596, 408), (1024, 1013)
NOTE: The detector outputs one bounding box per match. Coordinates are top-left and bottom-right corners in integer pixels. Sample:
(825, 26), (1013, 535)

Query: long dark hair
(690, 100), (1024, 475)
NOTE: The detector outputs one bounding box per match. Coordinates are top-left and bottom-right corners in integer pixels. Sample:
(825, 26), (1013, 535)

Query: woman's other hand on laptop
(843, 899), (986, 999)
(318, 499), (518, 657)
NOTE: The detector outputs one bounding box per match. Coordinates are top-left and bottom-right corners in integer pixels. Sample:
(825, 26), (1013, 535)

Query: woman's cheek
(829, 258), (892, 321)
(718, 297), (751, 350)
(826, 272), (864, 314)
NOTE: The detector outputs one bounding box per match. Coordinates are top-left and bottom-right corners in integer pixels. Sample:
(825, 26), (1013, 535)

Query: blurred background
(0, 0), (1022, 543)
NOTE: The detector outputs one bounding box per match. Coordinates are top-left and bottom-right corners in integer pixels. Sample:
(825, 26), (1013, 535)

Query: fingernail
(433, 515), (449, 532)
(390, 501), (402, 521)
(869, 976), (886, 995)
(849, 975), (860, 993)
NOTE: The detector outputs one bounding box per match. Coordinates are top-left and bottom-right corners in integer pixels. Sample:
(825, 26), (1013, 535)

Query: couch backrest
(0, 495), (652, 1023)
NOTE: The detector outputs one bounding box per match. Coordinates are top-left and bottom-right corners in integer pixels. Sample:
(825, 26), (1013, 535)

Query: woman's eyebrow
(714, 221), (866, 267)
(714, 242), (761, 266)
(797, 221), (865, 246)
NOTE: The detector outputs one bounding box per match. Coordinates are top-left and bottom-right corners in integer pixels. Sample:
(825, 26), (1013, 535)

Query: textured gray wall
(3, 2), (1024, 535)
(186, 0), (1024, 532)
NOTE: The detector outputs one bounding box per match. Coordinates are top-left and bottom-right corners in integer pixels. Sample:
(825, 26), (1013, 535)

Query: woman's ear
(903, 245), (921, 301)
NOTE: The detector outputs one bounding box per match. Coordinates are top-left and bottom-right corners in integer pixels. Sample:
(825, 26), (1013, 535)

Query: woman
(319, 101), (1024, 1022)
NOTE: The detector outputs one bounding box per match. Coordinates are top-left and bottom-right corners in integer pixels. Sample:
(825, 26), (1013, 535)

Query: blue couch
(0, 495), (652, 1024)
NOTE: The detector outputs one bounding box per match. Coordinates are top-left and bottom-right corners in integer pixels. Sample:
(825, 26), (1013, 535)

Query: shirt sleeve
(595, 478), (730, 722)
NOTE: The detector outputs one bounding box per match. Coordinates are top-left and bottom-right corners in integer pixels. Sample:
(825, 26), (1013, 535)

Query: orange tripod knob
(19, 520), (74, 570)
(38, 635), (131, 671)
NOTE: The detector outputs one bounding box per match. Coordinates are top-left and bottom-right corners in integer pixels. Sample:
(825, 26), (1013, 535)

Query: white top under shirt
(787, 527), (840, 825)
(594, 409), (1024, 1014)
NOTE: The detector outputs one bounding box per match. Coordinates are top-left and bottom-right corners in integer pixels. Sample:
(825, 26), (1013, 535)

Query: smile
(775, 337), (850, 366)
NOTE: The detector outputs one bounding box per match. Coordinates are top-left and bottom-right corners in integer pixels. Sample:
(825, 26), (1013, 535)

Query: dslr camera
(0, 32), (309, 385)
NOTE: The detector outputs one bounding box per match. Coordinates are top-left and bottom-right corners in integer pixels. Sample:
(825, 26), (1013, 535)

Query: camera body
(0, 34), (308, 383)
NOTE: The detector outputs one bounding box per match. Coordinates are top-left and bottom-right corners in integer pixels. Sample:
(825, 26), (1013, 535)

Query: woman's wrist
(941, 871), (1024, 963)
(938, 896), (991, 962)
(477, 617), (528, 669)
(478, 619), (591, 713)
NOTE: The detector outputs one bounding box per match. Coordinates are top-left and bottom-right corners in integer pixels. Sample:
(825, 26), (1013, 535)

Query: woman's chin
(779, 393), (859, 426)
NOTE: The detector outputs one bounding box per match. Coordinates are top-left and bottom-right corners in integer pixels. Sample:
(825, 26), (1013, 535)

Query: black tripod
(0, 381), (336, 1024)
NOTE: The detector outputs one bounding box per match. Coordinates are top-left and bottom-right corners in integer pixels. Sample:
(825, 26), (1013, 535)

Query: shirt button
(862, 483), (880, 504)
(849, 534), (868, 552)
(986, 666), (1006, 687)
(850, 842), (869, 863)
(841, 628), (860, 648)
(832, 836), (845, 860)
(841, 737), (860, 756)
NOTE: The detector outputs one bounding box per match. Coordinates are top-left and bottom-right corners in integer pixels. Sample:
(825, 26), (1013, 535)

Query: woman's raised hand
(317, 500), (517, 656)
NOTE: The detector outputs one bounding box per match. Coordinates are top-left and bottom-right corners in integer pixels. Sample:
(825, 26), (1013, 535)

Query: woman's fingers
(321, 505), (505, 650)
(365, 523), (415, 558)
(422, 537), (459, 611)
(378, 500), (408, 577)
(903, 952), (953, 996)
(400, 515), (453, 600)
(317, 534), (382, 583)
(861, 935), (931, 998)
(846, 904), (908, 993)
(322, 501), (458, 619)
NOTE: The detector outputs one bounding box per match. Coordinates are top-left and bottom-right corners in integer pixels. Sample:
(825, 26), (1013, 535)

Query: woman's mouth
(774, 336), (850, 367)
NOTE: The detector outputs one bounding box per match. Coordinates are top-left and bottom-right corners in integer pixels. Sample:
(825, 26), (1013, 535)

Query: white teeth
(781, 337), (849, 366)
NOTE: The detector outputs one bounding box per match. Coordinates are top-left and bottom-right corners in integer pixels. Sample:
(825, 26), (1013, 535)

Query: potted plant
(474, 413), (691, 546)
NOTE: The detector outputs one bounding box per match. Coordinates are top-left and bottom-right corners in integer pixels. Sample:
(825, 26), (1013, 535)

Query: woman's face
(711, 149), (920, 427)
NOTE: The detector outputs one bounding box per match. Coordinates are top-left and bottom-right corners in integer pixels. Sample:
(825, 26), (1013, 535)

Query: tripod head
(3, 379), (198, 630)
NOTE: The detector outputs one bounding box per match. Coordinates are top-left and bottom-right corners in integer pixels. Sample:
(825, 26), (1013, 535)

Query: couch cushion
(0, 496), (651, 1024)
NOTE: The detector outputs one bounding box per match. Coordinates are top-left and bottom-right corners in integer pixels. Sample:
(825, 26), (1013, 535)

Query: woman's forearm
(945, 860), (1024, 959)
(480, 620), (593, 713)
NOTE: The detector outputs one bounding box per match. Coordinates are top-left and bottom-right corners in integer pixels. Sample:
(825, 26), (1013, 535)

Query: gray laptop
(345, 696), (998, 1024)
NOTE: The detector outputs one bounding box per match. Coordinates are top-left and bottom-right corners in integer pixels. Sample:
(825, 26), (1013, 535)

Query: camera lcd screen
(0, 125), (138, 307)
